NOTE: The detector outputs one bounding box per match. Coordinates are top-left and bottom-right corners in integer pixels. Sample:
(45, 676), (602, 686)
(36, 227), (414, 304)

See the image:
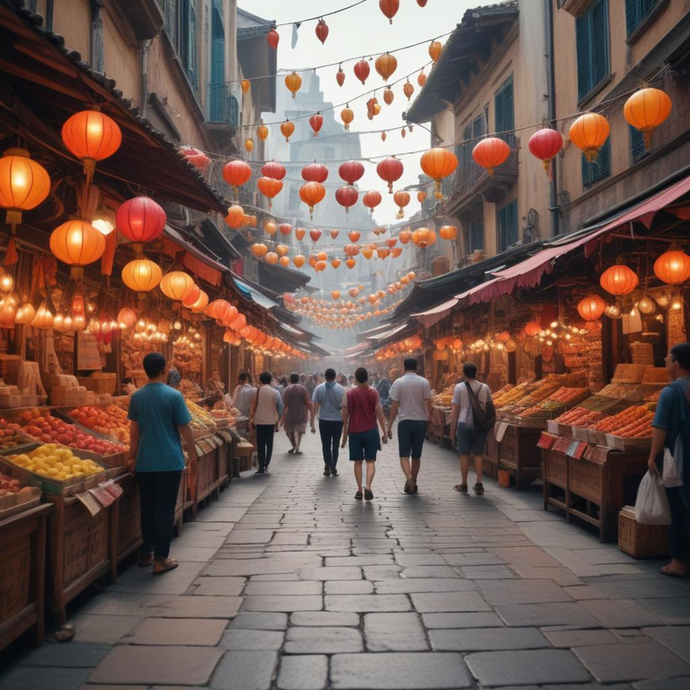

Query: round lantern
(205, 299), (231, 321)
(309, 113), (324, 137)
(417, 190), (427, 203)
(353, 59), (370, 85)
(160, 271), (195, 301)
(229, 313), (246, 331)
(391, 247), (403, 258)
(31, 300), (54, 330)
(280, 120), (295, 142)
(279, 257), (290, 267)
(569, 113), (610, 163)
(331, 258), (341, 268)
(420, 147), (458, 199)
(15, 303), (35, 325)
(116, 196), (166, 251)
(399, 229), (411, 244)
(379, 0), (399, 23)
(189, 290), (209, 313)
(528, 129), (563, 174)
(376, 157), (403, 194)
(624, 87), (672, 150)
(279, 223), (293, 236)
(346, 259), (356, 269)
(301, 162), (328, 183)
(118, 307), (137, 328)
(428, 40), (442, 63)
(341, 107), (355, 131)
(363, 190), (382, 213)
(122, 258), (163, 293)
(393, 191), (410, 219)
(256, 177), (283, 209)
(299, 182), (326, 219)
(439, 225), (458, 240)
(654, 243), (690, 285)
(264, 220), (277, 236)
(0, 148), (51, 230)
(525, 321), (541, 337)
(295, 227), (306, 240)
(257, 121), (269, 141)
(262, 160), (286, 180)
(275, 244), (289, 257)
(412, 228), (431, 248)
(182, 284), (201, 307)
(403, 81), (414, 101)
(339, 160), (365, 185)
(577, 294), (606, 322)
(61, 109), (122, 184)
(293, 255), (306, 268)
(285, 71), (302, 99)
(472, 137), (510, 176)
(50, 219), (106, 277)
(225, 205), (245, 229)
(600, 263), (639, 296)
(222, 160), (252, 195)
(375, 52), (397, 81)
(336, 186), (359, 214)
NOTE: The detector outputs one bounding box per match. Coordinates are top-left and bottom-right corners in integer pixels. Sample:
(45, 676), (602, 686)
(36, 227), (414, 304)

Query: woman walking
(249, 371), (284, 474)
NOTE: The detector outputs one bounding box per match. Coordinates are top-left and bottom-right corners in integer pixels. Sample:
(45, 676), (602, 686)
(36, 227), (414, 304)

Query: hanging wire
(273, 0), (371, 28)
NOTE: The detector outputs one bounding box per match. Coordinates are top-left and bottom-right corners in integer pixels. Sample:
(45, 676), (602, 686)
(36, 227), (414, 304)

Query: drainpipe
(545, 0), (560, 238)
(140, 40), (149, 119)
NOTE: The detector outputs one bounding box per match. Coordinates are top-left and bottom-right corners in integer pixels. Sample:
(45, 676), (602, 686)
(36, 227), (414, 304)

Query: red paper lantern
(379, 0), (399, 23)
(335, 186), (359, 213)
(261, 160), (286, 180)
(301, 162), (329, 183)
(309, 113), (324, 137)
(525, 321), (541, 337)
(339, 160), (365, 185)
(315, 19), (329, 44)
(279, 223), (292, 236)
(577, 295), (606, 322)
(528, 129), (563, 174)
(362, 190), (382, 213)
(472, 137), (510, 176)
(600, 264), (639, 296)
(376, 157), (404, 194)
(336, 66), (345, 87)
(116, 196), (166, 249)
(354, 59), (370, 85)
(222, 160), (252, 191)
(267, 28), (279, 49)
(310, 229), (322, 243)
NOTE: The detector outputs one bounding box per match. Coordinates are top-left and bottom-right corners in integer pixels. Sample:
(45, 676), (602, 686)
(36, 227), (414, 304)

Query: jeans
(319, 420), (343, 468)
(667, 485), (690, 561)
(137, 470), (182, 559)
(256, 424), (275, 469)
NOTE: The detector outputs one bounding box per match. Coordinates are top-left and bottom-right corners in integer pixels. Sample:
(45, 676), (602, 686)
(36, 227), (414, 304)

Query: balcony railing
(206, 85), (239, 127)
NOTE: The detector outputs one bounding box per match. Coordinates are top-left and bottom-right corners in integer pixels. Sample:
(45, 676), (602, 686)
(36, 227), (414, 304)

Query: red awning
(411, 297), (459, 328)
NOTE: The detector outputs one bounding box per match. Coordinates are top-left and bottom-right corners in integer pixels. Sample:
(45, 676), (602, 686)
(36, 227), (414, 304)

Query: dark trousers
(137, 470), (182, 559)
(667, 486), (690, 561)
(256, 424), (275, 469)
(319, 420), (343, 468)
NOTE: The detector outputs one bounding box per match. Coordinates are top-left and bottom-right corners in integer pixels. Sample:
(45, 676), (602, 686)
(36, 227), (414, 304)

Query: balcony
(204, 85), (239, 151)
(446, 146), (519, 215)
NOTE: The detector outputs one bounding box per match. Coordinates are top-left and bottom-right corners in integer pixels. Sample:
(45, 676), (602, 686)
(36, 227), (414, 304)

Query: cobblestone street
(3, 429), (690, 690)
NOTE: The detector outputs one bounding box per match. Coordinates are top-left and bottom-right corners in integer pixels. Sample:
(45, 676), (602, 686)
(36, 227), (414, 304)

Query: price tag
(566, 439), (581, 457)
(571, 442), (588, 460)
(537, 432), (555, 450)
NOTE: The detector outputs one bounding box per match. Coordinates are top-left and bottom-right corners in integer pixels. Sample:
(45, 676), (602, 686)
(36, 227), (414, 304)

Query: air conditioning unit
(557, 0), (595, 18)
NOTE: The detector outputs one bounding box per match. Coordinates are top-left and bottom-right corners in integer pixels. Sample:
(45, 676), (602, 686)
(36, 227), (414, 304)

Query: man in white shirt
(449, 362), (492, 496)
(387, 358), (432, 494)
(232, 373), (257, 418)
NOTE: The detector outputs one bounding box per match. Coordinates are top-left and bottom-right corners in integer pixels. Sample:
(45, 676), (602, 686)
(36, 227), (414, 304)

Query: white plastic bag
(635, 471), (671, 525)
(662, 435), (684, 488)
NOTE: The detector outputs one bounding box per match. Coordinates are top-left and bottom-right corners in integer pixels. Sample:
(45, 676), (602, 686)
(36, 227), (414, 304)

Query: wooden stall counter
(495, 421), (543, 489)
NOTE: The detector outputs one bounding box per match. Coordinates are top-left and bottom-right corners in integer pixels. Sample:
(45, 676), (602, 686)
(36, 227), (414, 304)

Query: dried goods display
(553, 407), (607, 427)
(611, 364), (647, 384)
(630, 341), (654, 364)
(642, 367), (668, 384)
(590, 405), (654, 438)
(518, 387), (591, 419)
(185, 399), (218, 436)
(494, 382), (532, 409)
(432, 385), (455, 407)
(68, 405), (131, 444)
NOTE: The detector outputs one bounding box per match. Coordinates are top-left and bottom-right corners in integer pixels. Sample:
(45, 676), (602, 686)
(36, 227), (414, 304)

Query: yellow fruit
(36, 469), (48, 476)
(14, 454), (29, 464)
(47, 468), (59, 476)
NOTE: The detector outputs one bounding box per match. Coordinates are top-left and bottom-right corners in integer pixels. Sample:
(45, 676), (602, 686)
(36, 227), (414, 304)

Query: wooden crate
(217, 439), (230, 489)
(0, 504), (51, 651)
(498, 424), (542, 490)
(618, 507), (668, 558)
(114, 473), (142, 566)
(542, 448), (567, 489)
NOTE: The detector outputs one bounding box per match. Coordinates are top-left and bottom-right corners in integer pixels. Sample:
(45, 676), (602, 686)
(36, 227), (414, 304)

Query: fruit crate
(605, 434), (652, 452)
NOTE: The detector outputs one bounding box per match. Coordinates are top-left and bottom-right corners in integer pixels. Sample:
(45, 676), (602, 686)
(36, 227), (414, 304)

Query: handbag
(465, 381), (496, 431)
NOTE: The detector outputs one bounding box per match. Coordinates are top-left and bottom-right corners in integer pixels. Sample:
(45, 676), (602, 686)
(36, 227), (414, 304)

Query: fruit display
(19, 410), (126, 455)
(553, 407), (607, 427)
(68, 405), (131, 445)
(432, 385), (455, 407)
(209, 407), (241, 427)
(0, 418), (34, 451)
(8, 444), (104, 479)
(597, 382), (662, 401)
(185, 399), (217, 435)
(590, 405), (654, 438)
(494, 382), (533, 409)
(518, 388), (590, 420)
(0, 472), (23, 495)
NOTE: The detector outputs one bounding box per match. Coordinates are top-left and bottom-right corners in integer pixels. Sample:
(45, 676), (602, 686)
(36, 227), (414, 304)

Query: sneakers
(355, 490), (363, 500)
(138, 551), (154, 568)
(256, 467), (265, 475)
(473, 482), (485, 496)
(323, 466), (331, 477)
(331, 468), (338, 477)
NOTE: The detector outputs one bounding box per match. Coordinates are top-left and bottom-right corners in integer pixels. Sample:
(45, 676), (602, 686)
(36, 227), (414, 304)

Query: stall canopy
(232, 277), (279, 310)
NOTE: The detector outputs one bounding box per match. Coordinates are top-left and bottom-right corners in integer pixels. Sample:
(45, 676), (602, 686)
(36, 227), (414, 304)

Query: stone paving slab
(0, 666), (93, 690)
(219, 628), (285, 651)
(277, 655), (328, 690)
(17, 641), (111, 667)
(429, 626), (549, 651)
(363, 613), (429, 651)
(284, 626), (364, 654)
(124, 618), (228, 646)
(210, 651), (277, 690)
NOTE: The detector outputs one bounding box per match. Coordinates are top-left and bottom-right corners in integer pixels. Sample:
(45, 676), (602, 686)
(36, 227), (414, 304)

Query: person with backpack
(449, 362), (495, 496)
(311, 368), (346, 476)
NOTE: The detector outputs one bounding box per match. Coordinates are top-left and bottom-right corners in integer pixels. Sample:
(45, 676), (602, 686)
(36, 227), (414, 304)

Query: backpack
(465, 381), (496, 431)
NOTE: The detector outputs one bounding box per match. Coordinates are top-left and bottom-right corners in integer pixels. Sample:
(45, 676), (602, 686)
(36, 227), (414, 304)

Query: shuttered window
(630, 126), (647, 164)
(498, 200), (518, 252)
(494, 76), (515, 146)
(625, 0), (659, 35)
(164, 0), (175, 37)
(582, 138), (611, 187)
(469, 220), (484, 252)
(576, 0), (609, 101)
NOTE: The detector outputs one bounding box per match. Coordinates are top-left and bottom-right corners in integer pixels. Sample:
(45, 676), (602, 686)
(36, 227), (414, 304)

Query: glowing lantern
(299, 182), (326, 218)
(363, 190), (382, 213)
(420, 147), (458, 199)
(182, 284), (201, 307)
(379, 0), (399, 23)
(528, 129), (563, 174)
(403, 81), (414, 100)
(375, 52), (397, 81)
(418, 68), (427, 86)
(376, 157), (403, 194)
(31, 300), (54, 330)
(265, 252), (279, 265)
(399, 229), (412, 244)
(341, 106), (355, 131)
(251, 243), (269, 258)
(267, 27), (279, 49)
(472, 137), (510, 176)
(116, 196), (166, 253)
(285, 71), (302, 98)
(244, 138), (254, 152)
(412, 227), (431, 248)
(295, 227), (306, 240)
(205, 300), (231, 321)
(222, 159), (252, 194)
(293, 255), (306, 268)
(439, 225), (458, 240)
(654, 243), (690, 284)
(0, 148), (51, 230)
(335, 186), (359, 214)
(331, 258), (341, 268)
(600, 263), (639, 296)
(569, 113), (610, 163)
(346, 259), (356, 269)
(262, 160), (286, 180)
(393, 190), (410, 218)
(525, 321), (541, 337)
(61, 109), (122, 185)
(315, 18), (329, 43)
(122, 258), (163, 293)
(280, 120), (295, 142)
(257, 177), (283, 209)
(189, 290), (209, 313)
(118, 307), (137, 329)
(229, 312), (246, 331)
(225, 205), (245, 229)
(302, 162), (328, 183)
(309, 113), (324, 137)
(160, 271), (195, 301)
(577, 295), (606, 322)
(417, 190), (427, 203)
(383, 87), (394, 105)
(15, 303), (36, 325)
(624, 87), (672, 150)
(50, 219), (105, 277)
(354, 59), (370, 85)
(257, 121), (269, 141)
(429, 40), (442, 63)
(279, 223), (293, 236)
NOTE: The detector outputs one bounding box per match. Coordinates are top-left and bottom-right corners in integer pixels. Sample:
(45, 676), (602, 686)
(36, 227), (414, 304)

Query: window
(494, 76), (515, 146)
(497, 200), (518, 252)
(629, 126), (647, 164)
(625, 0), (659, 35)
(576, 0), (609, 101)
(582, 138), (611, 186)
(469, 220), (484, 252)
(460, 113), (485, 175)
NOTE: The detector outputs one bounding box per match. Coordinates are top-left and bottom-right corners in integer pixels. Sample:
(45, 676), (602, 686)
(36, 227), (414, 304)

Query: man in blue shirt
(649, 343), (690, 578)
(311, 368), (345, 477)
(128, 352), (197, 574)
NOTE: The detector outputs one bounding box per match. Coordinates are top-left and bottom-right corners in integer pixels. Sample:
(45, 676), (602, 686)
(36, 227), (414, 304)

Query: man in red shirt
(341, 367), (388, 500)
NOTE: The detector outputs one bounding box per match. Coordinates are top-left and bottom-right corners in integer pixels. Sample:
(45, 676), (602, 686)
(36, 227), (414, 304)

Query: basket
(618, 506), (668, 558)
(77, 373), (117, 396)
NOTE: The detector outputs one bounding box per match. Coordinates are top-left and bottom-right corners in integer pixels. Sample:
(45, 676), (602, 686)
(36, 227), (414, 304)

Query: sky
(240, 0), (478, 226)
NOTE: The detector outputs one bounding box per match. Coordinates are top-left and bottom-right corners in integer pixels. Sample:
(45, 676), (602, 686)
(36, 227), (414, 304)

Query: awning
(367, 323), (409, 342)
(161, 225), (229, 287)
(411, 298), (459, 328)
(232, 277), (278, 310)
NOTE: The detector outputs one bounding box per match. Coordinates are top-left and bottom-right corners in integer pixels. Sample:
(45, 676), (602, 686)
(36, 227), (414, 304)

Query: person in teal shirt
(128, 352), (197, 574)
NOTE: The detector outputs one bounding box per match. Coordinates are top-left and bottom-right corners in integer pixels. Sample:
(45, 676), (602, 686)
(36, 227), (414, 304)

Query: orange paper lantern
(472, 137), (510, 176)
(599, 264), (639, 296)
(624, 87), (672, 150)
(293, 254), (306, 268)
(375, 53), (397, 81)
(577, 295), (606, 322)
(439, 225), (458, 240)
(0, 148), (51, 229)
(299, 182), (326, 219)
(420, 148), (458, 199)
(160, 271), (195, 301)
(654, 243), (690, 285)
(569, 113), (610, 163)
(225, 205), (245, 229)
(122, 258), (163, 293)
(280, 120), (295, 142)
(50, 219), (106, 277)
(285, 71), (302, 98)
(524, 321), (541, 337)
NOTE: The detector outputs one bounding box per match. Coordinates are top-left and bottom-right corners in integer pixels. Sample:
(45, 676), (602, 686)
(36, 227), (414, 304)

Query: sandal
(138, 552), (154, 568)
(473, 482), (485, 496)
(355, 491), (363, 500)
(453, 484), (468, 494)
(153, 558), (179, 575)
(364, 489), (374, 501)
(661, 564), (689, 578)
(288, 449), (295, 454)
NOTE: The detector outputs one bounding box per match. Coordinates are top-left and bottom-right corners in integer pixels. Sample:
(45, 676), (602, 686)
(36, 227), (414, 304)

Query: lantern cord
(224, 29), (453, 86)
(272, 0), (371, 28)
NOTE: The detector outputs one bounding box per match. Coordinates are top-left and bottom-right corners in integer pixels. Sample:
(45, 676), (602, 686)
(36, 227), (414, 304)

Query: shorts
(457, 422), (487, 455)
(349, 427), (380, 462)
(398, 420), (427, 459)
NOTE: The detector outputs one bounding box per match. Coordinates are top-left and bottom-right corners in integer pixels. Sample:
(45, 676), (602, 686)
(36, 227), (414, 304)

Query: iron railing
(206, 84), (239, 127)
